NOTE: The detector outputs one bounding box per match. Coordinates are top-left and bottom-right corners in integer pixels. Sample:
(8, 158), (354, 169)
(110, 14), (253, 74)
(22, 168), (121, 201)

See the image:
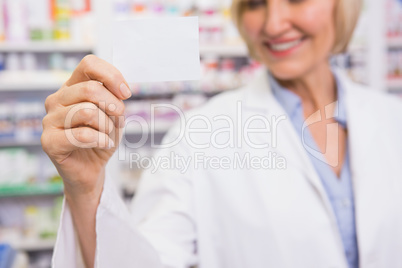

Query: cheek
(268, 3), (336, 79)
(242, 12), (265, 41)
(297, 3), (336, 44)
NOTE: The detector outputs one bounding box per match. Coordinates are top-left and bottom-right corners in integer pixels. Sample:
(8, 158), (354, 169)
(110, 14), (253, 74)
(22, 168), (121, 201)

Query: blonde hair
(231, 0), (363, 57)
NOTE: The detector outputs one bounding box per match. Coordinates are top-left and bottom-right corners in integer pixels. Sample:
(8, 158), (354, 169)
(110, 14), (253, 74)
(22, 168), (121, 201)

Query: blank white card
(112, 17), (201, 84)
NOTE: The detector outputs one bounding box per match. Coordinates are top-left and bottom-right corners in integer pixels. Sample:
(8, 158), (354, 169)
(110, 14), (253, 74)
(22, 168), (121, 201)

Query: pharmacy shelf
(388, 78), (402, 90)
(0, 42), (245, 56)
(199, 43), (248, 57)
(0, 183), (64, 198)
(129, 89), (224, 100)
(389, 91), (402, 96)
(0, 41), (93, 53)
(0, 139), (42, 148)
(0, 71), (70, 91)
(0, 82), (62, 91)
(11, 239), (56, 252)
(388, 37), (402, 48)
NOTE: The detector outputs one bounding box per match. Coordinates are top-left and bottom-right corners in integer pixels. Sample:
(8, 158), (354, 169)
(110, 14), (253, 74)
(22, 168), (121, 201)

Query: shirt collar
(269, 70), (348, 128)
(268, 73), (302, 119)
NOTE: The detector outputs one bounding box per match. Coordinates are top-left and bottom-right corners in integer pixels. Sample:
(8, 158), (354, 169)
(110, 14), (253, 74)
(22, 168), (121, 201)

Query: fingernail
(120, 83), (132, 99)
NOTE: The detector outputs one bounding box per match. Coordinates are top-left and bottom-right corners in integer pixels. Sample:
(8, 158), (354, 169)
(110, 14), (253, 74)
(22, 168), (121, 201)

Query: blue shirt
(269, 73), (359, 268)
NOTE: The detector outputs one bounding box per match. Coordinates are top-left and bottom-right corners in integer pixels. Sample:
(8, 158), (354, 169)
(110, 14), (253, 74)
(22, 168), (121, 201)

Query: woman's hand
(41, 55), (132, 267)
(41, 54), (131, 200)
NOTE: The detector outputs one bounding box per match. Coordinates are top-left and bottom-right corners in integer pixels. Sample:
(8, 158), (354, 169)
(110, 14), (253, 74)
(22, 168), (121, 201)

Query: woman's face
(241, 0), (336, 80)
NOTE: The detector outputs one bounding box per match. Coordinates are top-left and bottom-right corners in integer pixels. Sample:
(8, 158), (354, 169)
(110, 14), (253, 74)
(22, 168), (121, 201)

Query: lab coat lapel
(336, 69), (383, 184)
(340, 70), (391, 261)
(241, 70), (338, 221)
(338, 71), (386, 177)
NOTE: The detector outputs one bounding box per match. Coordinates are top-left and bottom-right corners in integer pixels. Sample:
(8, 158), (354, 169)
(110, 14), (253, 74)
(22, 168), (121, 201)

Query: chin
(256, 43), (320, 81)
(266, 61), (309, 81)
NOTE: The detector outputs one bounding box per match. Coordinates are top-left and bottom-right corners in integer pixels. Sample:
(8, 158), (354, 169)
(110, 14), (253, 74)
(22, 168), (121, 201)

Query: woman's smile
(263, 37), (307, 58)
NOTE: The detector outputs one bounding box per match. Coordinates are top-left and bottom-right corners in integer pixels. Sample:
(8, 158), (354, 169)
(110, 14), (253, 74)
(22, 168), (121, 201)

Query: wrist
(63, 170), (105, 208)
(64, 186), (103, 209)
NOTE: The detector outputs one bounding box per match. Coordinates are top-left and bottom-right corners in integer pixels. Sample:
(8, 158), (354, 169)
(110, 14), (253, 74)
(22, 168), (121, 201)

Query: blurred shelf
(388, 78), (402, 90)
(0, 82), (62, 91)
(0, 41), (93, 53)
(0, 41), (247, 56)
(11, 239), (56, 252)
(0, 71), (70, 91)
(128, 89), (225, 100)
(0, 183), (63, 198)
(348, 44), (366, 52)
(389, 90), (402, 97)
(0, 41), (248, 55)
(0, 139), (41, 148)
(388, 37), (402, 48)
(199, 43), (248, 57)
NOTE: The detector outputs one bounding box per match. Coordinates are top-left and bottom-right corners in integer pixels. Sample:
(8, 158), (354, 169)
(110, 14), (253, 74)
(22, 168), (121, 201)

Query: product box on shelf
(1, 0), (93, 43)
(0, 100), (45, 144)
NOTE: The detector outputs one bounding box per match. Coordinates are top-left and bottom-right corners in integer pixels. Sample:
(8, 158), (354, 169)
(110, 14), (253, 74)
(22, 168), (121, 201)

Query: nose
(263, 2), (292, 38)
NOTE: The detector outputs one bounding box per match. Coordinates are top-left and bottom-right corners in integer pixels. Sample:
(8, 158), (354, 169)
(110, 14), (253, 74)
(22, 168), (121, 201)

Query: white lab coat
(52, 68), (402, 268)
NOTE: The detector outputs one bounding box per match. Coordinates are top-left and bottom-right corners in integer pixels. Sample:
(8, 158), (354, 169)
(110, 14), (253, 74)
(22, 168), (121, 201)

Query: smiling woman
(43, 0), (402, 267)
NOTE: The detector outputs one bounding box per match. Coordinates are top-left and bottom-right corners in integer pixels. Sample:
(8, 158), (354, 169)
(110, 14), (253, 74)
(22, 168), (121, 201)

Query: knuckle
(41, 132), (51, 153)
(44, 94), (55, 112)
(81, 54), (96, 67)
(111, 72), (122, 83)
(42, 114), (51, 128)
(83, 81), (97, 99)
(78, 103), (97, 120)
(76, 128), (94, 143)
(86, 102), (99, 111)
(105, 71), (122, 87)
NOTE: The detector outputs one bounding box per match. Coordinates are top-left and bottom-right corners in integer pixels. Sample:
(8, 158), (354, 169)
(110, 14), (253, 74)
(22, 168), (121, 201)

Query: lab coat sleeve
(52, 122), (198, 268)
(51, 174), (166, 268)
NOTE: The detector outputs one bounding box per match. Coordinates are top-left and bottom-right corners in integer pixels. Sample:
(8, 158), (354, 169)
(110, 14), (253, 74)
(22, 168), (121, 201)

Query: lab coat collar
(241, 67), (327, 187)
(241, 67), (357, 183)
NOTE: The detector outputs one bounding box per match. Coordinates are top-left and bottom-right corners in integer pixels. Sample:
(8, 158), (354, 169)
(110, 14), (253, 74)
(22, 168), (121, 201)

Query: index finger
(66, 55), (132, 100)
